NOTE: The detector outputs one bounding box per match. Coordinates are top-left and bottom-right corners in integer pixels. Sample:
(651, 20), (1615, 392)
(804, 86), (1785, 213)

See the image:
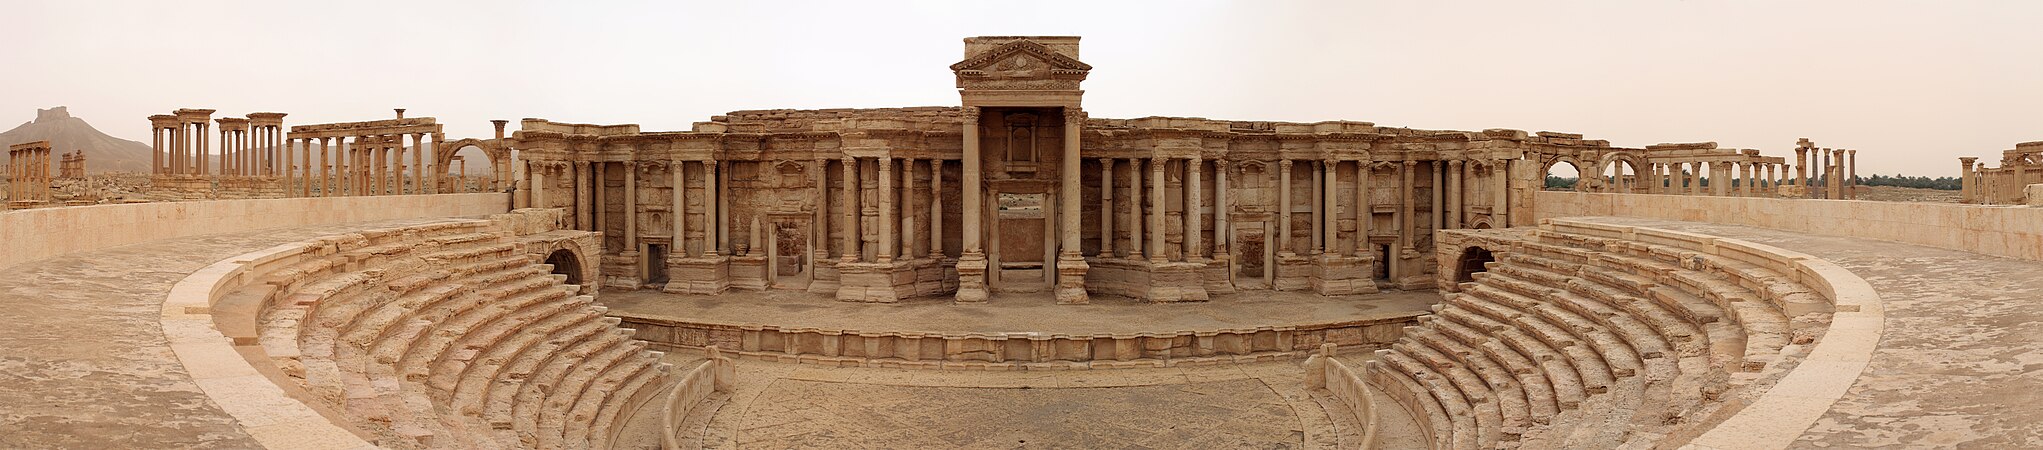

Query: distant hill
(0, 107), (153, 174)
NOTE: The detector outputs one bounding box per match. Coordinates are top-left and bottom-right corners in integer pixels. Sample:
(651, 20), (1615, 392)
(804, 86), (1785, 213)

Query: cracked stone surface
(1576, 217), (2043, 449)
(0, 218), (465, 449)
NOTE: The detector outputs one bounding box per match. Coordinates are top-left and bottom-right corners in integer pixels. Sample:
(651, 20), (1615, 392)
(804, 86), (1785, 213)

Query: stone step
(1409, 326), (1532, 438)
(1456, 286), (1618, 394)
(586, 360), (671, 450)
(451, 309), (610, 419)
(516, 329), (638, 441)
(1393, 341), (1504, 446)
(1378, 350), (1481, 450)
(1436, 302), (1587, 410)
(555, 354), (657, 450)
(480, 317), (620, 430)
(1427, 315), (1562, 423)
(1370, 360), (1458, 450)
(412, 292), (584, 391)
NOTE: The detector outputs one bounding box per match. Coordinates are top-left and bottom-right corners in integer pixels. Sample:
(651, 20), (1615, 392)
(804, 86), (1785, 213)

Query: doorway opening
(1456, 246), (1496, 283)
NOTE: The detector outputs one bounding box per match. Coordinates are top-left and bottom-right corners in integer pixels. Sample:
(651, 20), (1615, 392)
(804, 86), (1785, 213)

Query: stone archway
(1598, 152), (1647, 193)
(1455, 246), (1496, 283)
(437, 137), (512, 192)
(544, 248), (584, 285)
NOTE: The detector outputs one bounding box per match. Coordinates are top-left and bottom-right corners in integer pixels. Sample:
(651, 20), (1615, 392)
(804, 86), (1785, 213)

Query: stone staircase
(255, 220), (674, 449)
(1370, 222), (1833, 449)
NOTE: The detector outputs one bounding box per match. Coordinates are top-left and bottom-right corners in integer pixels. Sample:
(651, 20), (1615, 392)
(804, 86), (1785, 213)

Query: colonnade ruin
(6, 141), (53, 209)
(146, 108), (514, 201)
(1960, 140), (2043, 205)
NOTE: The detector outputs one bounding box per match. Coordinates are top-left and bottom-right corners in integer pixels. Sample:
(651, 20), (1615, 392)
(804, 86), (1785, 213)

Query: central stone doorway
(993, 191), (1052, 292)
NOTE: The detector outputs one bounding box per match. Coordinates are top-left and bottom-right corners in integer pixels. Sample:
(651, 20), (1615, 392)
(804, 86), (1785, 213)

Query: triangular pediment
(949, 39), (1092, 73)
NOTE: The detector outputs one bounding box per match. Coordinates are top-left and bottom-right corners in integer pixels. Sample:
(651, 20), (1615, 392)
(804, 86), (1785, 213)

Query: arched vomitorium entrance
(1455, 246), (1496, 283)
(545, 248), (584, 285)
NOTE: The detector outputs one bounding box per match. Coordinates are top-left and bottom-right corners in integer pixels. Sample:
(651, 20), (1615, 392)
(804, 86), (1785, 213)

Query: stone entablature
(1960, 140), (2043, 204)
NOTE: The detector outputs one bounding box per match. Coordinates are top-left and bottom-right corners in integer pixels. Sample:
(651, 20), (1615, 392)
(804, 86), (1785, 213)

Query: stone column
(1446, 160), (1463, 229)
(414, 133), (428, 195)
(1277, 159), (1293, 256)
(878, 156), (896, 263)
(1795, 146), (1810, 191)
(1692, 162), (1707, 196)
(810, 158), (826, 271)
(841, 157), (859, 262)
(300, 135), (312, 197)
(1400, 161), (1415, 252)
(673, 160), (687, 256)
(1494, 159), (1510, 228)
(574, 161), (590, 230)
(1057, 108), (1087, 304)
(957, 108), (988, 302)
(1320, 159), (1337, 254)
(1356, 161), (1371, 255)
(902, 158), (916, 260)
(711, 161), (726, 256)
(929, 159), (943, 259)
(318, 138), (331, 196)
(1742, 162), (1755, 197)
(1311, 160), (1324, 254)
(1101, 158), (1115, 257)
(1431, 161), (1444, 231)
(1186, 157), (1203, 260)
(1149, 156), (1166, 262)
(151, 125), (162, 175)
(626, 161), (640, 261)
(1848, 149), (1859, 199)
(1216, 159), (1231, 256)
(1961, 157), (1978, 203)
(1127, 158), (1144, 260)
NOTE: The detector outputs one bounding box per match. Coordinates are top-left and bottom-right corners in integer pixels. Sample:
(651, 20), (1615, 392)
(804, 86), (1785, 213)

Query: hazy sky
(6, 0), (2038, 177)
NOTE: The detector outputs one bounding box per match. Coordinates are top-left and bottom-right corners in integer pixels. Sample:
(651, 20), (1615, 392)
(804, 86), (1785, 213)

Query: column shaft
(673, 161), (686, 257)
(1447, 160), (1463, 229)
(1186, 157), (1203, 260)
(1356, 161), (1371, 255)
(929, 159), (943, 258)
(1278, 159), (1293, 255)
(841, 158), (859, 261)
(1101, 158), (1115, 256)
(1127, 158), (1143, 259)
(1149, 157), (1166, 261)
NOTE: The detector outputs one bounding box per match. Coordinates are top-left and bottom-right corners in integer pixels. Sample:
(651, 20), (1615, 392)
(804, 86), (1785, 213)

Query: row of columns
(218, 123), (288, 177)
(7, 143), (52, 202)
(152, 117), (212, 176)
(1795, 146), (1860, 200)
(831, 157), (948, 264)
(277, 133), (444, 197)
(1637, 161), (1789, 197)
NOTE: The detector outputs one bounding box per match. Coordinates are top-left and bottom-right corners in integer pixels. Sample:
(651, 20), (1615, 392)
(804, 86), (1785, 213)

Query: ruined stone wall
(0, 192), (508, 271)
(1533, 191), (2043, 262)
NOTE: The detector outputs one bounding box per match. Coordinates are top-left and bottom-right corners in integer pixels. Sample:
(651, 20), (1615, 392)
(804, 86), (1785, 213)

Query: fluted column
(1278, 159), (1293, 256)
(626, 161), (639, 260)
(1400, 161), (1415, 252)
(880, 156), (897, 263)
(712, 161), (726, 256)
(1101, 158), (1115, 257)
(1216, 159), (1231, 256)
(1127, 158), (1143, 260)
(1356, 161), (1371, 255)
(1311, 160), (1324, 255)
(1494, 159), (1510, 227)
(810, 158), (826, 270)
(1431, 161), (1444, 231)
(1186, 157), (1203, 260)
(682, 159), (698, 256)
(1149, 157), (1166, 262)
(898, 158), (917, 258)
(929, 159), (943, 259)
(1447, 160), (1463, 229)
(841, 157), (859, 262)
(574, 161), (590, 229)
(1059, 109), (1083, 261)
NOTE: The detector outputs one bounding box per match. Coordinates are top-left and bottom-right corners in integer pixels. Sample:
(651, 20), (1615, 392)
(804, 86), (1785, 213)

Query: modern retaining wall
(0, 193), (510, 270)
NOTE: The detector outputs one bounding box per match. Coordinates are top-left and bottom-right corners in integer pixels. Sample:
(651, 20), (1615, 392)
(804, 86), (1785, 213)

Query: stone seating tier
(245, 220), (675, 449)
(1371, 223), (1835, 449)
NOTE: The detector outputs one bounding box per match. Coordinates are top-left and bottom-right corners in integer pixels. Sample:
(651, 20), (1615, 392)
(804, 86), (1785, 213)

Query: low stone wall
(616, 313), (1414, 370)
(1303, 344), (1379, 449)
(1532, 191), (2043, 262)
(0, 193), (509, 270)
(658, 347), (735, 449)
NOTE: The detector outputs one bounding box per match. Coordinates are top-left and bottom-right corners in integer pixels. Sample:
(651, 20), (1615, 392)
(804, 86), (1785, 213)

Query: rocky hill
(0, 107), (153, 174)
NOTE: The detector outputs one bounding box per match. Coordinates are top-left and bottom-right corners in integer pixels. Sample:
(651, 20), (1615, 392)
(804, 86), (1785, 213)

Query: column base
(1145, 261), (1210, 303)
(1273, 253), (1313, 291)
(954, 252), (989, 303)
(835, 260), (916, 303)
(729, 254), (769, 291)
(1201, 255), (1237, 295)
(1054, 254), (1089, 305)
(1311, 254), (1379, 296)
(662, 256), (730, 295)
(603, 251), (644, 290)
(807, 256), (841, 294)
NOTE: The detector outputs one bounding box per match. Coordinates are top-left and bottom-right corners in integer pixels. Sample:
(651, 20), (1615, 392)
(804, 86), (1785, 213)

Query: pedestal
(663, 256), (730, 295)
(729, 254), (768, 291)
(1054, 254), (1090, 305)
(954, 252), (989, 303)
(1311, 255), (1379, 295)
(1274, 253), (1313, 291)
(1145, 261), (1210, 303)
(835, 260), (915, 303)
(1201, 256), (1237, 295)
(603, 251), (644, 290)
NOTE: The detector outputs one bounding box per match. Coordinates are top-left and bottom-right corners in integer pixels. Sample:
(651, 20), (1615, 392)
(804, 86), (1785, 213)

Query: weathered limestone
(7, 141), (53, 209)
(1960, 141), (2043, 204)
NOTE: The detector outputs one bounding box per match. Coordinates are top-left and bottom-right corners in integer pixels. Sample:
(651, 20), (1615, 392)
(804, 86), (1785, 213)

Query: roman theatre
(4, 36), (2040, 449)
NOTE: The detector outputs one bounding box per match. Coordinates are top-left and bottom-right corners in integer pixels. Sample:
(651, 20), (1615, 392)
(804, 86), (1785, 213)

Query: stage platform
(600, 289), (1436, 370)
